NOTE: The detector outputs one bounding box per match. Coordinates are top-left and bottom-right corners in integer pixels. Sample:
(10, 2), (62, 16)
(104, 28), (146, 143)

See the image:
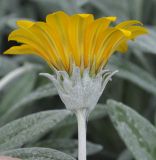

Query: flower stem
(76, 109), (87, 160)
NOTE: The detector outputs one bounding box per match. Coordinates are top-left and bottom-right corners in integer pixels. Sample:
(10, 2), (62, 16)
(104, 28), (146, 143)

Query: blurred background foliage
(0, 0), (156, 160)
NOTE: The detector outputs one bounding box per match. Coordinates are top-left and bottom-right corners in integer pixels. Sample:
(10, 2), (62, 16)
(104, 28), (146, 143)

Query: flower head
(4, 12), (148, 160)
(4, 11), (147, 75)
(4, 11), (147, 113)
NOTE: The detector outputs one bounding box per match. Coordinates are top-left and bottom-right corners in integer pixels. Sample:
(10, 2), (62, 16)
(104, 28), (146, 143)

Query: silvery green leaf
(52, 104), (107, 140)
(108, 56), (156, 96)
(117, 149), (133, 160)
(154, 113), (156, 127)
(131, 48), (152, 71)
(107, 99), (156, 160)
(129, 0), (144, 20)
(89, 104), (107, 120)
(90, 0), (143, 20)
(0, 87), (106, 125)
(0, 64), (43, 124)
(0, 110), (70, 151)
(0, 56), (18, 77)
(76, 0), (88, 6)
(30, 0), (82, 13)
(56, 0), (82, 13)
(51, 124), (76, 139)
(12, 55), (45, 65)
(0, 64), (42, 92)
(1, 147), (75, 160)
(35, 139), (102, 157)
(0, 83), (57, 124)
(0, 70), (36, 116)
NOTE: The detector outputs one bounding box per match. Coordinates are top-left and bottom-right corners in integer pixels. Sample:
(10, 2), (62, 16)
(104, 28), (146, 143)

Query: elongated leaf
(56, 0), (82, 13)
(90, 104), (107, 120)
(51, 124), (76, 139)
(12, 55), (45, 64)
(0, 83), (57, 124)
(52, 104), (107, 140)
(0, 56), (18, 77)
(30, 0), (81, 13)
(108, 56), (156, 96)
(35, 139), (102, 157)
(0, 110), (70, 151)
(107, 99), (156, 160)
(131, 48), (152, 71)
(0, 70), (36, 116)
(155, 113), (156, 126)
(1, 147), (75, 160)
(118, 149), (133, 160)
(49, 104), (107, 141)
(0, 64), (42, 92)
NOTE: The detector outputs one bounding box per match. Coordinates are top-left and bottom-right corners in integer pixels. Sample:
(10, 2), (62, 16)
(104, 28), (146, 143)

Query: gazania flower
(4, 11), (147, 160)
(4, 11), (147, 113)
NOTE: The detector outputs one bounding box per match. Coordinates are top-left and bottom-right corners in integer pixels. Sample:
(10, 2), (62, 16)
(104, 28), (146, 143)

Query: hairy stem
(76, 109), (87, 160)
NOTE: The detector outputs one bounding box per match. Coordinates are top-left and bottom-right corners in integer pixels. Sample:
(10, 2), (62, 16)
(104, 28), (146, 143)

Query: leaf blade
(34, 139), (102, 157)
(0, 110), (70, 151)
(1, 147), (76, 160)
(108, 56), (156, 96)
(107, 99), (156, 160)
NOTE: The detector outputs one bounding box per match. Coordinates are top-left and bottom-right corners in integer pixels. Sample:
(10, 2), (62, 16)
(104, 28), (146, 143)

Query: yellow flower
(4, 11), (147, 75)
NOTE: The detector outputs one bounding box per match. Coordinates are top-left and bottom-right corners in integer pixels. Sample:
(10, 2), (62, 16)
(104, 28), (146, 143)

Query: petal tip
(77, 13), (93, 18)
(119, 28), (132, 37)
(106, 16), (117, 21)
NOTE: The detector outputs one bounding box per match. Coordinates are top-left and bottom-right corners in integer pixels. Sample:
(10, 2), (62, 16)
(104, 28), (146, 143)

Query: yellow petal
(4, 44), (36, 54)
(105, 16), (117, 21)
(8, 44), (60, 67)
(4, 44), (58, 68)
(8, 28), (59, 68)
(116, 26), (147, 54)
(46, 11), (71, 70)
(8, 29), (46, 55)
(46, 12), (70, 43)
(118, 29), (131, 37)
(33, 22), (69, 70)
(116, 42), (128, 53)
(95, 29), (128, 71)
(16, 20), (35, 28)
(116, 20), (143, 28)
(94, 28), (116, 57)
(77, 14), (92, 18)
(84, 17), (117, 67)
(126, 26), (148, 38)
(68, 13), (94, 68)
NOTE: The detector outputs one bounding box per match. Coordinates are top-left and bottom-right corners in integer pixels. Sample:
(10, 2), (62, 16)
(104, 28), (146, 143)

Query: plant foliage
(0, 0), (156, 159)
